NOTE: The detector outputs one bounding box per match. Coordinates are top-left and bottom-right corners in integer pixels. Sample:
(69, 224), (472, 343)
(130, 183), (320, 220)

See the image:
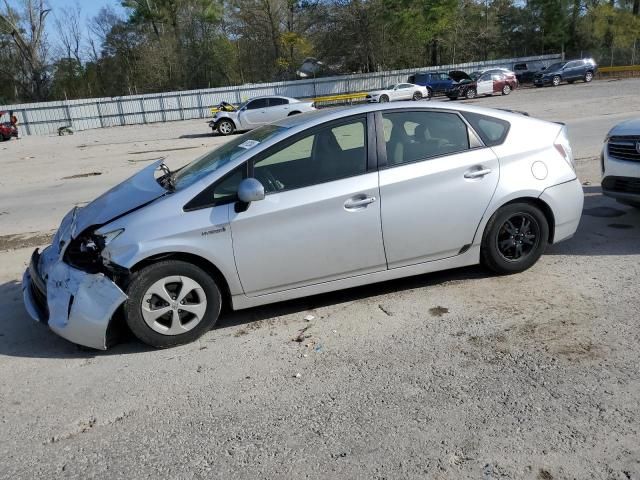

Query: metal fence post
(159, 96), (167, 123)
(116, 98), (125, 126)
(139, 98), (147, 124)
(176, 94), (184, 120)
(197, 91), (204, 118)
(96, 102), (105, 128)
(22, 109), (31, 136)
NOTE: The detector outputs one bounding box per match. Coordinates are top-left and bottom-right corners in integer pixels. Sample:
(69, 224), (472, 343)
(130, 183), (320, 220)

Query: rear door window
(461, 112), (510, 146)
(268, 97), (288, 107)
(382, 111), (470, 167)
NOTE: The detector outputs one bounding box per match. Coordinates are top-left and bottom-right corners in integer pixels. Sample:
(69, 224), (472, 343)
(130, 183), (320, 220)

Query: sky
(7, 0), (126, 55)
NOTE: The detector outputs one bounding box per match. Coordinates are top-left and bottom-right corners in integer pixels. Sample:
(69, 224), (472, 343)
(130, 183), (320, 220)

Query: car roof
(273, 101), (531, 131)
(247, 95), (300, 102)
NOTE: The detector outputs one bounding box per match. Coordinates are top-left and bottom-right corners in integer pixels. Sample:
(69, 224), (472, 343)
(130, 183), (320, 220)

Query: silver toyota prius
(23, 103), (584, 349)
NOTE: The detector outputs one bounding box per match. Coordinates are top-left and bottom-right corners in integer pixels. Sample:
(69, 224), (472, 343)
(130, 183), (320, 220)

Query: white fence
(3, 54), (561, 136)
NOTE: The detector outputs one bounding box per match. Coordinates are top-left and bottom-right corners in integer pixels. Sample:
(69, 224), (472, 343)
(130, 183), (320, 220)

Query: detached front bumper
(22, 248), (127, 350)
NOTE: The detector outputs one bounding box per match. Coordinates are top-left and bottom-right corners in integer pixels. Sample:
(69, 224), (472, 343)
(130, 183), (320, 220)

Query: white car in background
(366, 83), (430, 103)
(209, 96), (315, 135)
(601, 118), (640, 208)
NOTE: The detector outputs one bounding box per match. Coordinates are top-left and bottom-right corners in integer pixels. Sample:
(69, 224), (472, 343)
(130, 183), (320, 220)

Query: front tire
(125, 260), (222, 348)
(379, 95), (389, 103)
(216, 119), (235, 136)
(481, 203), (549, 274)
(465, 88), (477, 99)
(552, 75), (561, 87)
(502, 84), (511, 95)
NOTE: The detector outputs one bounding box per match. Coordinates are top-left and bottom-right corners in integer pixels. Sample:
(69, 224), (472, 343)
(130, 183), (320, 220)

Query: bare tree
(54, 2), (82, 64)
(0, 0), (51, 100)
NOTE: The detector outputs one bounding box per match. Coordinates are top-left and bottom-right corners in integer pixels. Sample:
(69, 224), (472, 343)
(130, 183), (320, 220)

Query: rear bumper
(22, 247), (127, 350)
(539, 178), (584, 243)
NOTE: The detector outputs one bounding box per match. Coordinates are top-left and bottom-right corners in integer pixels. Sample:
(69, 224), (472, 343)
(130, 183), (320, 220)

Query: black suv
(533, 59), (597, 87)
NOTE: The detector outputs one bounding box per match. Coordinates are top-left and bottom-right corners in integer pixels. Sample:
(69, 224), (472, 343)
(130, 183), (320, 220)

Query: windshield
(469, 72), (481, 80)
(172, 125), (285, 190)
(385, 84), (397, 90)
(546, 62), (565, 71)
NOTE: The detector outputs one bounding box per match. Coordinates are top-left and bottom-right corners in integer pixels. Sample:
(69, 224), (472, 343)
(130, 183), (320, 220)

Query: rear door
(377, 109), (499, 268)
(264, 97), (290, 123)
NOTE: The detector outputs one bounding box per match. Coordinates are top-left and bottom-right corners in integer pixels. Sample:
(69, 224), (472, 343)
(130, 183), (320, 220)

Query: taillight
(554, 127), (575, 172)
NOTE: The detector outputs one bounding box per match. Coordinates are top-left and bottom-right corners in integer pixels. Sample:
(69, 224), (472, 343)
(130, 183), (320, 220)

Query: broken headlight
(64, 229), (124, 273)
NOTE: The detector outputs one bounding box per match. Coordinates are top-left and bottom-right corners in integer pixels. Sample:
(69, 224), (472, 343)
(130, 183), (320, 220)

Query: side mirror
(238, 177), (265, 203)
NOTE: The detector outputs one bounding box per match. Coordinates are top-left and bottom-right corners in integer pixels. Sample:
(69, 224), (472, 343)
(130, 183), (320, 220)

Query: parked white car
(366, 83), (430, 103)
(601, 118), (640, 208)
(209, 96), (315, 135)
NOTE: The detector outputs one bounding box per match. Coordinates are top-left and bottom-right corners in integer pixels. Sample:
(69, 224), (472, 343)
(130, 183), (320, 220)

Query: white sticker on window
(238, 139), (260, 149)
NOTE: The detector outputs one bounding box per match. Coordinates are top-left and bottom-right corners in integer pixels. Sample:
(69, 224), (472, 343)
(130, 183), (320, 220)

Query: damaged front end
(22, 159), (169, 349)
(22, 211), (129, 350)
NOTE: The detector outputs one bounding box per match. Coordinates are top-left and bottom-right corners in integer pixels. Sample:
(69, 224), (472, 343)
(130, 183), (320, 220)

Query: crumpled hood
(71, 159), (167, 237)
(449, 70), (472, 83)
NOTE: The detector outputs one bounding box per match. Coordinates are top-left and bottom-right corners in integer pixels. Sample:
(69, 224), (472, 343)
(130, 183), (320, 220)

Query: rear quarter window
(461, 112), (510, 147)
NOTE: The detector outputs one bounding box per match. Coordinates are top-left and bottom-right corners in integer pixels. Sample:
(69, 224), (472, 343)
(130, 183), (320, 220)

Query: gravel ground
(1, 78), (639, 480)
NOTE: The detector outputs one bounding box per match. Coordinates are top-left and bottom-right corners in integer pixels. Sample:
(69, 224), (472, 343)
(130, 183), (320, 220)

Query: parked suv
(408, 72), (454, 96)
(601, 118), (640, 209)
(533, 59), (597, 87)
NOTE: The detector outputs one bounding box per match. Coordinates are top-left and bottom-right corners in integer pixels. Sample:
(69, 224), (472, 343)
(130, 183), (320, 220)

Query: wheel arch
(129, 252), (233, 311)
(481, 196), (556, 245)
(215, 117), (236, 129)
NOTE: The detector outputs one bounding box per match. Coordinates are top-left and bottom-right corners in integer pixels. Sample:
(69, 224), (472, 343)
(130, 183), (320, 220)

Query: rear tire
(481, 203), (549, 274)
(288, 111), (301, 116)
(125, 260), (222, 348)
(584, 71), (594, 82)
(412, 91), (422, 101)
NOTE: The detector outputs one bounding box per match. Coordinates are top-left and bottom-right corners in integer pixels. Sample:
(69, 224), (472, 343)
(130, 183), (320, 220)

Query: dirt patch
(429, 306), (449, 317)
(62, 172), (102, 180)
(538, 469), (554, 480)
(0, 232), (54, 251)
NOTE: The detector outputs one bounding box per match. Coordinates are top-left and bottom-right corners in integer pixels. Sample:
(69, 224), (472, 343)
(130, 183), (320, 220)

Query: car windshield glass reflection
(173, 125), (284, 190)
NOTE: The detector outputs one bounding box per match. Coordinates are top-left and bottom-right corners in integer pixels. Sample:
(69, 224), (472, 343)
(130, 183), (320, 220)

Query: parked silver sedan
(209, 96), (315, 135)
(23, 103), (583, 349)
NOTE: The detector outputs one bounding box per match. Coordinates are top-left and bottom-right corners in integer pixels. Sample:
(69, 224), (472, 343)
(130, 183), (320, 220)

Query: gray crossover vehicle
(23, 103), (584, 349)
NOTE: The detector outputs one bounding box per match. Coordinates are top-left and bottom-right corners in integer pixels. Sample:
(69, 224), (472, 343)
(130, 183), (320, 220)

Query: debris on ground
(294, 373), (302, 378)
(292, 325), (312, 342)
(304, 314), (315, 321)
(58, 126), (74, 136)
(378, 304), (393, 316)
(429, 306), (449, 317)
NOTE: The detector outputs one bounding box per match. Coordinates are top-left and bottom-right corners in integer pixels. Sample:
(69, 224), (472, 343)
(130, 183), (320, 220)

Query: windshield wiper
(158, 163), (176, 192)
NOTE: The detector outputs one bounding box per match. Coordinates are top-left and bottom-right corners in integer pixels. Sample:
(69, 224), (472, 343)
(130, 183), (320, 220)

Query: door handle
(464, 168), (492, 179)
(344, 196), (376, 210)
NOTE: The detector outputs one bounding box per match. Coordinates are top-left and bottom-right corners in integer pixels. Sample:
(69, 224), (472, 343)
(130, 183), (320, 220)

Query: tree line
(0, 0), (639, 104)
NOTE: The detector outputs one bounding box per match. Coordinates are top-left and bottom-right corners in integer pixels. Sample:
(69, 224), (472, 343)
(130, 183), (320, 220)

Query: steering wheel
(259, 168), (283, 193)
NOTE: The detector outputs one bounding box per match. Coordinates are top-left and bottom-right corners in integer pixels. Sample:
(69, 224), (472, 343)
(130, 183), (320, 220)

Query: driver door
(238, 98), (269, 128)
(229, 115), (387, 296)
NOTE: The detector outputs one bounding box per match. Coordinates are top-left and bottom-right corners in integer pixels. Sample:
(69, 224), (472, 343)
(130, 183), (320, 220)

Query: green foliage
(0, 0), (639, 103)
